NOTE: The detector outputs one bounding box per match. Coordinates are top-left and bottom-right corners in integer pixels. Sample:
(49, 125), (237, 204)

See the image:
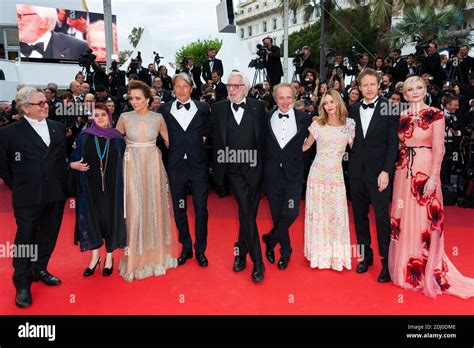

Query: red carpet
(1, 180), (473, 315)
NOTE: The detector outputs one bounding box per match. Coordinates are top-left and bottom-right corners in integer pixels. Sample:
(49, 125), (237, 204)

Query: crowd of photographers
(1, 38), (473, 206)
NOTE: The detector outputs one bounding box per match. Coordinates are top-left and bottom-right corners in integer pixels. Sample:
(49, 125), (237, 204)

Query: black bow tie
(278, 113), (289, 119)
(232, 102), (245, 112)
(210, 59), (215, 61)
(20, 42), (45, 57)
(177, 101), (191, 110)
(361, 99), (378, 110)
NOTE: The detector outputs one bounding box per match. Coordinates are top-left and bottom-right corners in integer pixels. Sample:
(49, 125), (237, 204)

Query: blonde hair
(317, 89), (348, 126)
(403, 76), (426, 96)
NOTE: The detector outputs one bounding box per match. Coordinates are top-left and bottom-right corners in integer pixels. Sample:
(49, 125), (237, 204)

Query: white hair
(15, 86), (43, 113)
(31, 6), (58, 32)
(227, 71), (250, 90)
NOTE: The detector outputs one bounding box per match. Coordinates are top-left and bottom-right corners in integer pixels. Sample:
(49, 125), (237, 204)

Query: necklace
(94, 136), (110, 192)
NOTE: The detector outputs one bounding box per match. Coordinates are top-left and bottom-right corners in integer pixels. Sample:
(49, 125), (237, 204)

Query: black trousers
(265, 169), (302, 258)
(227, 168), (263, 265)
(349, 175), (391, 261)
(168, 160), (209, 254)
(12, 200), (66, 290)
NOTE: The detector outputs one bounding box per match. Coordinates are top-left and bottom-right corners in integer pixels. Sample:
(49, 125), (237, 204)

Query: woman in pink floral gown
(303, 90), (355, 271)
(389, 76), (474, 299)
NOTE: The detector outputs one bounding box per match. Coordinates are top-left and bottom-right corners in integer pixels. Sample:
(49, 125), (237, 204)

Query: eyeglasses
(226, 84), (245, 90)
(17, 13), (38, 21)
(27, 101), (47, 108)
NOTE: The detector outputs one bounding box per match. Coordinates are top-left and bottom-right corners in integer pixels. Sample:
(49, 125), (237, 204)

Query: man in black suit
(348, 68), (399, 283)
(127, 56), (150, 85)
(160, 73), (211, 267)
(262, 37), (284, 88)
(262, 83), (311, 270)
(422, 42), (444, 88)
(0, 87), (68, 308)
(389, 49), (409, 85)
(18, 5), (89, 60)
(182, 56), (203, 100)
(211, 69), (228, 102)
(202, 47), (224, 85)
(457, 45), (474, 87)
(152, 77), (173, 103)
(212, 71), (266, 282)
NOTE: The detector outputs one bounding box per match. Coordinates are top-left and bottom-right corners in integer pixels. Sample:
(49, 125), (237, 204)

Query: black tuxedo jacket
(39, 31), (89, 60)
(391, 58), (409, 84)
(160, 100), (211, 170)
(157, 89), (173, 103)
(214, 81), (228, 102)
(211, 98), (266, 187)
(264, 46), (284, 79)
(263, 109), (311, 182)
(202, 58), (224, 82)
(0, 117), (68, 208)
(348, 97), (399, 179)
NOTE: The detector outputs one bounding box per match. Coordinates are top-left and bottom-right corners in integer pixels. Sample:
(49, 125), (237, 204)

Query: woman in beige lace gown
(115, 80), (177, 281)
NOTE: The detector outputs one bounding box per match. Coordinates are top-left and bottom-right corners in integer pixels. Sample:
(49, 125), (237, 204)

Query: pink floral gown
(389, 107), (474, 299)
(304, 118), (355, 271)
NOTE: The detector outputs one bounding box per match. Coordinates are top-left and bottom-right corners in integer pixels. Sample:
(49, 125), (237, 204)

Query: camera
(248, 44), (266, 69)
(129, 51), (142, 71)
(153, 51), (164, 66)
(349, 46), (361, 66)
(78, 49), (96, 68)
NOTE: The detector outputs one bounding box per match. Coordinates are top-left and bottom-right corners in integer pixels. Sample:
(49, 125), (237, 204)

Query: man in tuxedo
(262, 83), (311, 270)
(152, 77), (173, 103)
(458, 45), (474, 87)
(182, 56), (203, 100)
(212, 71), (266, 282)
(389, 49), (409, 85)
(348, 68), (399, 283)
(18, 5), (89, 60)
(69, 81), (84, 103)
(211, 70), (228, 102)
(127, 56), (150, 85)
(262, 37), (284, 88)
(160, 73), (211, 267)
(202, 48), (224, 85)
(422, 42), (444, 88)
(0, 87), (68, 308)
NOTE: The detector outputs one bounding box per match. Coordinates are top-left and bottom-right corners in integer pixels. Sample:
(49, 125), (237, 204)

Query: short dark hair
(263, 37), (273, 43)
(444, 95), (459, 107)
(212, 69), (222, 77)
(95, 85), (107, 92)
(128, 74), (139, 81)
(208, 47), (216, 52)
(392, 49), (402, 55)
(128, 80), (152, 100)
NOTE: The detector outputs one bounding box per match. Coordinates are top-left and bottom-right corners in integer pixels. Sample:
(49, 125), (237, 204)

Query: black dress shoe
(177, 250), (193, 266)
(251, 263), (265, 282)
(356, 258), (374, 274)
(277, 256), (290, 270)
(233, 255), (246, 272)
(15, 289), (32, 308)
(377, 264), (391, 283)
(196, 253), (208, 267)
(83, 257), (101, 277)
(33, 270), (61, 285)
(103, 258), (113, 277)
(262, 234), (275, 264)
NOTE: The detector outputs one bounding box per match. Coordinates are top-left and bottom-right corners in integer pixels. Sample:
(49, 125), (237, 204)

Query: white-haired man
(211, 71), (266, 282)
(0, 87), (68, 308)
(17, 4), (89, 60)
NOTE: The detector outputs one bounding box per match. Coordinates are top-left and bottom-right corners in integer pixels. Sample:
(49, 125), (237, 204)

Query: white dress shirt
(171, 99), (197, 159)
(230, 98), (247, 126)
(271, 108), (297, 149)
(359, 97), (379, 138)
(24, 115), (51, 146)
(20, 30), (52, 59)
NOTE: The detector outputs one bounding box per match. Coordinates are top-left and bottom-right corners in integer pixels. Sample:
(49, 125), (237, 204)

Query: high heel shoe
(103, 258), (113, 277)
(83, 257), (101, 277)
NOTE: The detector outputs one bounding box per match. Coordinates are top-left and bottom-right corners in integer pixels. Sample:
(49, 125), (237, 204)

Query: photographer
(422, 42), (444, 87)
(457, 45), (474, 87)
(127, 53), (149, 84)
(422, 73), (442, 107)
(389, 49), (409, 85)
(177, 56), (202, 99)
(261, 37), (284, 88)
(298, 46), (315, 78)
(146, 63), (159, 86)
(108, 60), (126, 97)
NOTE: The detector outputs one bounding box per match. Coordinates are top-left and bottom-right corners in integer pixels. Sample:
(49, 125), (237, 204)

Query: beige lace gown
(115, 111), (177, 281)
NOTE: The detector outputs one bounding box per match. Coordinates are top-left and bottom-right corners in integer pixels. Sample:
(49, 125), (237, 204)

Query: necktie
(278, 113), (289, 119)
(20, 42), (45, 57)
(232, 102), (245, 112)
(177, 101), (191, 110)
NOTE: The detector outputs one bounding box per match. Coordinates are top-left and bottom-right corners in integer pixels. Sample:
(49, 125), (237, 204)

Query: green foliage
(128, 27), (144, 48)
(174, 38), (223, 67)
(288, 6), (378, 69)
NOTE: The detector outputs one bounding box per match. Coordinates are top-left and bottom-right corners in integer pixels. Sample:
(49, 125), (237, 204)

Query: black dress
(71, 133), (126, 252)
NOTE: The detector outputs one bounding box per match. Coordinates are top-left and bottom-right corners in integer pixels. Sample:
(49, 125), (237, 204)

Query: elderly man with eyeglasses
(0, 87), (68, 308)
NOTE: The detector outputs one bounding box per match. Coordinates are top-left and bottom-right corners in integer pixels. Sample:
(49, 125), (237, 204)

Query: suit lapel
(49, 32), (70, 59)
(353, 103), (364, 141)
(246, 100), (260, 142)
(365, 100), (382, 139)
(220, 102), (230, 146)
(42, 120), (56, 159)
(267, 109), (280, 147)
(20, 117), (48, 150)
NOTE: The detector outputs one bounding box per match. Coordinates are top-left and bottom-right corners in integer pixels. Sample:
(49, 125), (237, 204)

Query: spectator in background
(158, 65), (173, 91)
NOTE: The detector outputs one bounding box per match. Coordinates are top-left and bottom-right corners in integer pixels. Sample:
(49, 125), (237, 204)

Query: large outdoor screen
(17, 4), (118, 62)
